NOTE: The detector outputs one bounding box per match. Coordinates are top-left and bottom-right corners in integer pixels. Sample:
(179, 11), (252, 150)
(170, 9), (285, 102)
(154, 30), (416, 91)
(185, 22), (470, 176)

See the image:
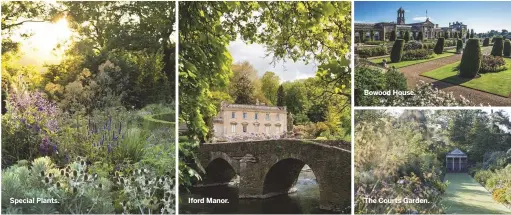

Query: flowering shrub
(403, 41), (423, 51)
(401, 49), (434, 61)
(389, 81), (473, 106)
(480, 55), (507, 73)
(2, 91), (60, 166)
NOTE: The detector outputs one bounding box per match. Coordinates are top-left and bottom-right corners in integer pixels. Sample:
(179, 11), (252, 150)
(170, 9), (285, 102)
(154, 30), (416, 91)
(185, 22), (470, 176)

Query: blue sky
(355, 1), (510, 33)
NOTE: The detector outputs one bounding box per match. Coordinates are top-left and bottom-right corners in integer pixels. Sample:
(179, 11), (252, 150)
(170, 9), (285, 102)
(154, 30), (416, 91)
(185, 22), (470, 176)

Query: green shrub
(491, 37), (504, 56)
(391, 39), (405, 63)
(404, 31), (411, 42)
(417, 31), (423, 41)
(390, 30), (396, 41)
(423, 43), (435, 49)
(474, 169), (493, 185)
(505, 39), (511, 57)
(356, 46), (388, 58)
(493, 188), (507, 203)
(483, 38), (490, 46)
(354, 66), (386, 106)
(434, 38), (445, 54)
(456, 39), (463, 53)
(402, 49), (434, 61)
(459, 38), (482, 78)
(384, 68), (408, 91)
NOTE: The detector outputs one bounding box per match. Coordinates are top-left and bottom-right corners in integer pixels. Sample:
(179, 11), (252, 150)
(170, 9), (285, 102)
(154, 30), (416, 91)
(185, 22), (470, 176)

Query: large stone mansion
(213, 101), (288, 138)
(355, 7), (468, 41)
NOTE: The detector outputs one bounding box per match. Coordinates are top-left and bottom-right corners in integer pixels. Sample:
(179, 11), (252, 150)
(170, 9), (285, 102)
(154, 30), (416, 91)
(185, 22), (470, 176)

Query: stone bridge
(197, 139), (351, 212)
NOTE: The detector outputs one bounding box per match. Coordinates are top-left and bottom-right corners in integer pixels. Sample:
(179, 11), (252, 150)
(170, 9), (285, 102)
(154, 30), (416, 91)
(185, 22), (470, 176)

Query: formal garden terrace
(355, 33), (511, 106)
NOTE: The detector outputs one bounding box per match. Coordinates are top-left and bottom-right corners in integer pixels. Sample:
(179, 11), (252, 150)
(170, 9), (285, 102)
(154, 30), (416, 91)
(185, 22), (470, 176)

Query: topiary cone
(459, 39), (482, 78)
(456, 39), (463, 54)
(483, 38), (490, 46)
(390, 39), (405, 63)
(434, 38), (445, 54)
(504, 39), (511, 57)
(491, 37), (504, 56)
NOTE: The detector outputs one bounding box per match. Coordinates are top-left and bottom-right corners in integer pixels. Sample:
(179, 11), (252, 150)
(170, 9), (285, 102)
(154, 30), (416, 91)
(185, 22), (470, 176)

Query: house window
(276, 125), (281, 133)
(243, 124), (247, 133)
(255, 113), (258, 120)
(254, 125), (259, 133)
(276, 114), (280, 121)
(243, 112), (247, 119)
(265, 125), (270, 133)
(231, 124), (236, 133)
(266, 113), (270, 120)
(232, 112), (236, 119)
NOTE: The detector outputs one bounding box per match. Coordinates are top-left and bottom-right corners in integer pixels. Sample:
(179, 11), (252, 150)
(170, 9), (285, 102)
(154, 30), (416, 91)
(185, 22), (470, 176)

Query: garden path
(442, 173), (511, 214)
(398, 47), (511, 106)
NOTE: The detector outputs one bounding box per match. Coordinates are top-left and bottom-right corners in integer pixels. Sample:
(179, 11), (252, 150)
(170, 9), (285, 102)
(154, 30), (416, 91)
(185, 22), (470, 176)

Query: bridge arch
(262, 158), (321, 198)
(204, 157), (237, 185)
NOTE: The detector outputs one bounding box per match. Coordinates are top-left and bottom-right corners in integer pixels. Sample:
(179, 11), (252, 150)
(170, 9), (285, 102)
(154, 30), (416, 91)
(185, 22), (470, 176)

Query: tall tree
(232, 73), (255, 104)
(260, 71), (280, 105)
(276, 85), (285, 106)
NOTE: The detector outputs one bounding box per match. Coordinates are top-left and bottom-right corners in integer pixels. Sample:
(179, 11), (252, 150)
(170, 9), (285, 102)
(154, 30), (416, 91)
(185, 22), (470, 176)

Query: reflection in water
(180, 165), (338, 214)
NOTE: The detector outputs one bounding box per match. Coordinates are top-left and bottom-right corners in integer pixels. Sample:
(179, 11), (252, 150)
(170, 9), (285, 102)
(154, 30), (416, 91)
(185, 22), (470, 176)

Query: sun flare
(18, 17), (73, 65)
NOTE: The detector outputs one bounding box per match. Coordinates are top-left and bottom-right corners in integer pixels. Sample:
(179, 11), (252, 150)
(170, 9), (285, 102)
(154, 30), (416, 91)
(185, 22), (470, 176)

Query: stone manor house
(355, 7), (468, 41)
(212, 101), (288, 138)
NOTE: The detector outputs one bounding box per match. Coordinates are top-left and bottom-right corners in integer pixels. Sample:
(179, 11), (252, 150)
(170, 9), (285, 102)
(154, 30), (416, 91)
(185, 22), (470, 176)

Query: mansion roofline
(220, 101), (287, 112)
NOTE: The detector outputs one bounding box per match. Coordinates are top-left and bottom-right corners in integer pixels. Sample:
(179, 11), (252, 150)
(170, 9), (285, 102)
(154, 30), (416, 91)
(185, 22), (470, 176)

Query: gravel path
(398, 47), (511, 106)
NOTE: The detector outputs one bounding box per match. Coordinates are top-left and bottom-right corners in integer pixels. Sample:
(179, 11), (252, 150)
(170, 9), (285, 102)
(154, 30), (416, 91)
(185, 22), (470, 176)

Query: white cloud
(412, 16), (433, 22)
(227, 39), (317, 82)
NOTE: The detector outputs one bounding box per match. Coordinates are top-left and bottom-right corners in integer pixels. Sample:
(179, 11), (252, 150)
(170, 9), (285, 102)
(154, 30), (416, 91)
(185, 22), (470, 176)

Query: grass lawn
(368, 51), (456, 68)
(421, 58), (511, 97)
(442, 173), (511, 214)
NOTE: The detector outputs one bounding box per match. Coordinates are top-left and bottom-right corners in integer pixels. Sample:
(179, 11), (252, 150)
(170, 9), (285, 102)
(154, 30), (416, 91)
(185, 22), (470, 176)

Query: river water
(180, 166), (339, 214)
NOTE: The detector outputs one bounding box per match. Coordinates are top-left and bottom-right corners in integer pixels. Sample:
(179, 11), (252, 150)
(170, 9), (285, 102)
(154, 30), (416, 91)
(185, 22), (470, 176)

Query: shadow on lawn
(443, 198), (510, 214)
(429, 67), (472, 90)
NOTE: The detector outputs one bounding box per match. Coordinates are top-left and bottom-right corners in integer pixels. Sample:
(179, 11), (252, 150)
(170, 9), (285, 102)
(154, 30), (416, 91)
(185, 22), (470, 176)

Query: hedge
(505, 39), (511, 57)
(491, 37), (504, 56)
(417, 31), (423, 41)
(459, 39), (482, 78)
(434, 38), (445, 54)
(364, 41), (385, 45)
(390, 39), (405, 63)
(483, 38), (490, 46)
(142, 113), (175, 130)
(402, 49), (434, 61)
(356, 45), (387, 58)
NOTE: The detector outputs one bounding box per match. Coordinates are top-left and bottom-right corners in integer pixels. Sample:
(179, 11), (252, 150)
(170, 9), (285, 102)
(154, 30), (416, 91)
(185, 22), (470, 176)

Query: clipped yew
(390, 30), (396, 41)
(417, 31), (423, 41)
(456, 39), (463, 53)
(483, 38), (490, 46)
(491, 37), (504, 56)
(504, 39), (511, 57)
(434, 38), (445, 54)
(390, 39), (405, 63)
(459, 39), (482, 78)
